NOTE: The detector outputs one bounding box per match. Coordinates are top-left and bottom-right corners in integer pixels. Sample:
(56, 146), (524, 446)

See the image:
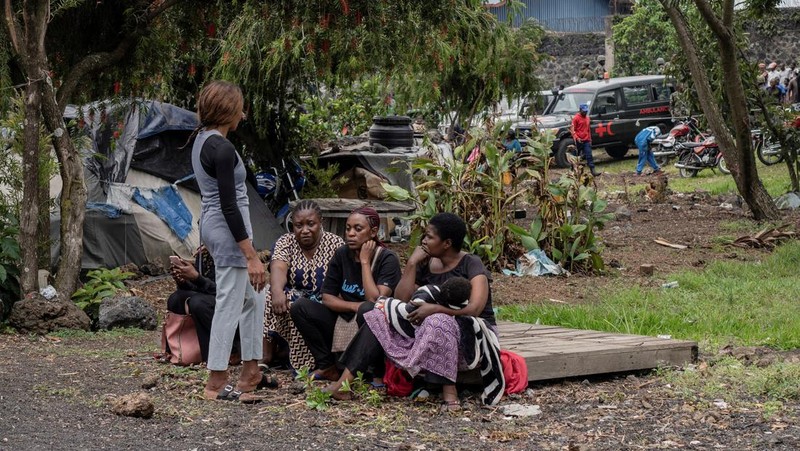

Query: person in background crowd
(634, 126), (663, 177)
(655, 57), (666, 75)
(757, 62), (768, 87)
(578, 62), (594, 83)
(594, 55), (606, 80)
(767, 62), (780, 84)
(765, 77), (785, 103)
(570, 103), (600, 177)
(502, 129), (522, 153)
(787, 72), (800, 105)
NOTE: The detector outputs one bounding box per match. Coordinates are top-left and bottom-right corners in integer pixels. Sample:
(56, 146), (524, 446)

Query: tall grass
(498, 241), (800, 350)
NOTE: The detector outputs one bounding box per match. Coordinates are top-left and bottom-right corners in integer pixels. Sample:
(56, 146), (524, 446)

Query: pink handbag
(161, 299), (202, 366)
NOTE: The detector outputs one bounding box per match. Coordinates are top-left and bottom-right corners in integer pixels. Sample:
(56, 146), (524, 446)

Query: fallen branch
(654, 238), (688, 250)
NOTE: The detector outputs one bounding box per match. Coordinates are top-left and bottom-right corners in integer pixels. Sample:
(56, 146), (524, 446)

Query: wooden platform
(497, 321), (698, 382)
(292, 198), (415, 236)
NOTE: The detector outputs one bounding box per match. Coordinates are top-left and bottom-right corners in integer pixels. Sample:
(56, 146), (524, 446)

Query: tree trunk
(19, 78), (41, 293)
(662, 2), (779, 220)
(37, 162), (50, 274)
(41, 77), (87, 298)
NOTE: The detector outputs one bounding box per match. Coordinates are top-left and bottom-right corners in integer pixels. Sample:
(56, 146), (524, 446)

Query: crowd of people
(757, 61), (800, 104)
(164, 80), (510, 409)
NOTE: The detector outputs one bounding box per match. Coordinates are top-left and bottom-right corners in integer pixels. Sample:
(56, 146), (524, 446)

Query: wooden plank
(494, 321), (697, 381)
(523, 347), (696, 381)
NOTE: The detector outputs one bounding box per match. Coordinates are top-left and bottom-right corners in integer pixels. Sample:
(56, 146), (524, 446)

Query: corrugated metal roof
(488, 0), (610, 32)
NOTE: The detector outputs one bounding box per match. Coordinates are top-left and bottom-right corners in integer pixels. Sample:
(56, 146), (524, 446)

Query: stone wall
(535, 8), (800, 91)
(536, 32), (607, 90)
(745, 8), (800, 65)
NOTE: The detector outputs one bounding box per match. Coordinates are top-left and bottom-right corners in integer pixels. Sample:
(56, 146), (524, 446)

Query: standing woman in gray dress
(191, 80), (267, 401)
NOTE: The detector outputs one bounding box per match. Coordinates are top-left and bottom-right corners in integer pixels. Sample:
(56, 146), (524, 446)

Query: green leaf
(508, 223), (531, 237)
(592, 199), (609, 213)
(381, 183), (411, 201)
(519, 235), (539, 250)
(530, 217), (543, 238)
(573, 252), (590, 261)
(0, 264), (6, 283)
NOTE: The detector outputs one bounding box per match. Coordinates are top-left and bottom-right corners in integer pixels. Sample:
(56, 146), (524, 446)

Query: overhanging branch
(4, 0), (21, 55)
(694, 0), (730, 40)
(56, 0), (187, 107)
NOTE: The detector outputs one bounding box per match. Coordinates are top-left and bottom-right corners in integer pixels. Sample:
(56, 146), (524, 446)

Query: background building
(485, 0), (633, 32)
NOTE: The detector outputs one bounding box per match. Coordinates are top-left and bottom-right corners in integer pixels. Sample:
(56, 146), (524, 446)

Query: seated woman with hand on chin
(291, 207), (401, 381)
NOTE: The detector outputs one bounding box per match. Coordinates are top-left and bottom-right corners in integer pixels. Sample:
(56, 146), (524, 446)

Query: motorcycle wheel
(755, 139), (784, 166)
(717, 156), (731, 175)
(677, 154), (698, 178)
(655, 154), (671, 166)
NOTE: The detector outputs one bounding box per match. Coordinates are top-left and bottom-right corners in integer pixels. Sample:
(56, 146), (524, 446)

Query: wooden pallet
(497, 321), (698, 382)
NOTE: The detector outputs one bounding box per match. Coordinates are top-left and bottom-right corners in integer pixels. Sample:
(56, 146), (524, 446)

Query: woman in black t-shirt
(291, 207), (400, 381)
(325, 213), (495, 411)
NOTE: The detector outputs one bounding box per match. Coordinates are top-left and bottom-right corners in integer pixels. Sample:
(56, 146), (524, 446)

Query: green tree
(658, 0), (779, 220)
(212, 0), (544, 166)
(612, 0), (677, 77)
(2, 0), (200, 297)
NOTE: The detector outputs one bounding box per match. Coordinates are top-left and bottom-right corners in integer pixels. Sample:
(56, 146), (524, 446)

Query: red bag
(384, 360), (414, 397)
(500, 350), (528, 395)
(160, 299), (202, 366)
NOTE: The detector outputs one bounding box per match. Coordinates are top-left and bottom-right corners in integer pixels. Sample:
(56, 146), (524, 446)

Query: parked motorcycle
(673, 135), (730, 178)
(751, 128), (784, 166)
(255, 157), (305, 230)
(652, 117), (706, 166)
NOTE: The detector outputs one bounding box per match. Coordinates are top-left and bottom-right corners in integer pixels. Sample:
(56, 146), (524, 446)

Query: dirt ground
(1, 163), (800, 450)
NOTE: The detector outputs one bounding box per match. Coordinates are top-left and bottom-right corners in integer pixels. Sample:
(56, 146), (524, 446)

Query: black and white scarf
(380, 284), (505, 405)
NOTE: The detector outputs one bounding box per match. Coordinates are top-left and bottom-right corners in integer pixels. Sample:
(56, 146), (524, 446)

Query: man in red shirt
(570, 103), (600, 176)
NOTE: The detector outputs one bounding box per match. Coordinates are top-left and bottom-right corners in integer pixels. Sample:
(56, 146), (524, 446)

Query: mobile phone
(169, 255), (181, 266)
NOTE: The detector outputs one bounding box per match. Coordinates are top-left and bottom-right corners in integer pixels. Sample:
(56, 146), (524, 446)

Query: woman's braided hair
(291, 199), (322, 221)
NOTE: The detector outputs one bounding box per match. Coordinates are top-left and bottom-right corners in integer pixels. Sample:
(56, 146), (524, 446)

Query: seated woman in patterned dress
(262, 200), (344, 371)
(324, 213), (496, 411)
(291, 207), (402, 381)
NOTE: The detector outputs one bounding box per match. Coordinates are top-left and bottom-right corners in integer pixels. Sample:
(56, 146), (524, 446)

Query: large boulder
(97, 295), (157, 331)
(9, 293), (91, 334)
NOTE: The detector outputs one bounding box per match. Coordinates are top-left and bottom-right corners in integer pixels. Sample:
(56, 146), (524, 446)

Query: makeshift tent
(51, 100), (282, 270)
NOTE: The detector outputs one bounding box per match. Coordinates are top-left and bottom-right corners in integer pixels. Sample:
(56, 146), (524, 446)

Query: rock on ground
(9, 293), (91, 334)
(111, 392), (155, 419)
(502, 403), (542, 417)
(97, 296), (157, 331)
